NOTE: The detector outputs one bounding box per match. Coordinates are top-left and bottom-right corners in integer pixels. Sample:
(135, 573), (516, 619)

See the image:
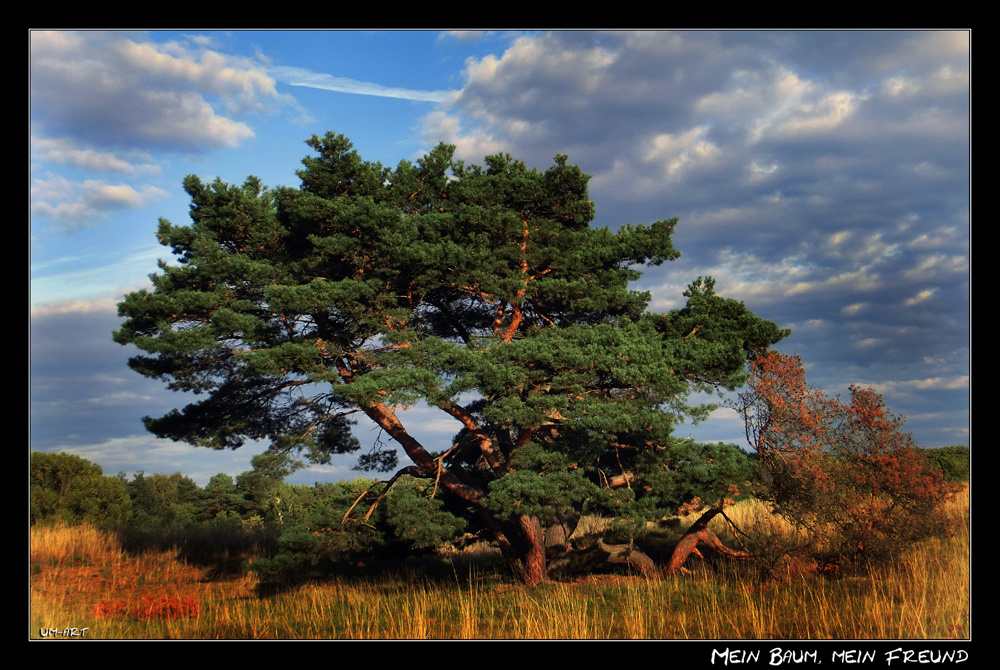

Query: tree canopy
(114, 132), (789, 583)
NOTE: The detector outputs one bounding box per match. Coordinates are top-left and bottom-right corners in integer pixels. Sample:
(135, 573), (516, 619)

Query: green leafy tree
(199, 473), (245, 522)
(235, 450), (304, 526)
(114, 133), (787, 584)
(126, 471), (202, 528)
(30, 452), (132, 529)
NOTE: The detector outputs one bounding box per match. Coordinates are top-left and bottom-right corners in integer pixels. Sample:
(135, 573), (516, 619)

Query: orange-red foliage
(94, 594), (200, 621)
(733, 351), (960, 562)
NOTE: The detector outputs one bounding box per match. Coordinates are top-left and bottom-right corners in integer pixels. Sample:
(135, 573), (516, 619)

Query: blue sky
(30, 30), (970, 486)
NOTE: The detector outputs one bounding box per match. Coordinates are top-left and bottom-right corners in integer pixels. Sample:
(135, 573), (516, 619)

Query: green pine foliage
(246, 475), (469, 583)
(382, 478), (468, 551)
(114, 133), (789, 582)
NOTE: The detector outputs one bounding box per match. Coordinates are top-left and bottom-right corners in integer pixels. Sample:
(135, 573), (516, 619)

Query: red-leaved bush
(731, 351), (961, 565)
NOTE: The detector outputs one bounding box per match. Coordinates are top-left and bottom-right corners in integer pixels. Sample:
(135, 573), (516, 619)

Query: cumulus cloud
(436, 30), (967, 218)
(31, 135), (160, 175)
(904, 288), (938, 306)
(643, 125), (720, 178)
(35, 434), (272, 485)
(437, 30), (504, 44)
(420, 110), (506, 165)
(31, 174), (168, 230)
(867, 375), (970, 395)
(29, 30), (304, 237)
(30, 30), (288, 151)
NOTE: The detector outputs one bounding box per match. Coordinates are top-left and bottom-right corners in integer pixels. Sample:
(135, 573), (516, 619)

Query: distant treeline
(30, 450), (470, 574)
(922, 445), (970, 483)
(30, 444), (969, 533)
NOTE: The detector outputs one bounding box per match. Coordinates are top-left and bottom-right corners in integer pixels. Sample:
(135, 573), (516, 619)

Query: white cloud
(819, 267), (883, 293)
(870, 31), (969, 75)
(420, 110), (505, 163)
(30, 30), (290, 151)
(825, 230), (853, 254)
(118, 37), (280, 113)
(782, 91), (858, 134)
(907, 227), (963, 251)
(36, 435), (266, 484)
(747, 160), (778, 180)
(437, 31), (496, 43)
(643, 125), (720, 178)
(881, 75), (921, 98)
(853, 232), (901, 263)
(854, 337), (883, 349)
(902, 254), (969, 281)
(31, 174), (168, 229)
(699, 66), (861, 144)
(31, 135), (159, 175)
(29, 297), (120, 318)
(904, 288), (937, 306)
(448, 32), (624, 157)
(868, 375), (969, 395)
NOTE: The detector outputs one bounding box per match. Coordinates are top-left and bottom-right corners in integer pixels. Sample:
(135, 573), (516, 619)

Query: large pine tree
(114, 133), (788, 583)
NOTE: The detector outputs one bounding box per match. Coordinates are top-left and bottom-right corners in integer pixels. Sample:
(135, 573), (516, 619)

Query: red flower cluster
(94, 594), (200, 621)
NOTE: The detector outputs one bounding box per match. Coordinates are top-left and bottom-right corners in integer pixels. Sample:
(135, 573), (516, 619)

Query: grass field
(29, 488), (969, 640)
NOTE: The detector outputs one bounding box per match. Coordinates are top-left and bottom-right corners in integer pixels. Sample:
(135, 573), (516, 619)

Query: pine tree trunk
(481, 514), (549, 586)
(518, 515), (548, 585)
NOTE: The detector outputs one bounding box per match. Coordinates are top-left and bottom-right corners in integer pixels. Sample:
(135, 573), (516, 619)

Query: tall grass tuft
(30, 520), (125, 568)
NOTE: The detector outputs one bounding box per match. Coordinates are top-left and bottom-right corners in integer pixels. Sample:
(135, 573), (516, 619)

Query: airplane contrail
(269, 65), (455, 103)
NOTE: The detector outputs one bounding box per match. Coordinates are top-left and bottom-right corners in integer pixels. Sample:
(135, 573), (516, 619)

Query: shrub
(731, 351), (962, 566)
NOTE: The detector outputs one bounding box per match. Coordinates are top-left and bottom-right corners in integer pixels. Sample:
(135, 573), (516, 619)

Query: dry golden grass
(30, 521), (217, 639)
(30, 487), (969, 640)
